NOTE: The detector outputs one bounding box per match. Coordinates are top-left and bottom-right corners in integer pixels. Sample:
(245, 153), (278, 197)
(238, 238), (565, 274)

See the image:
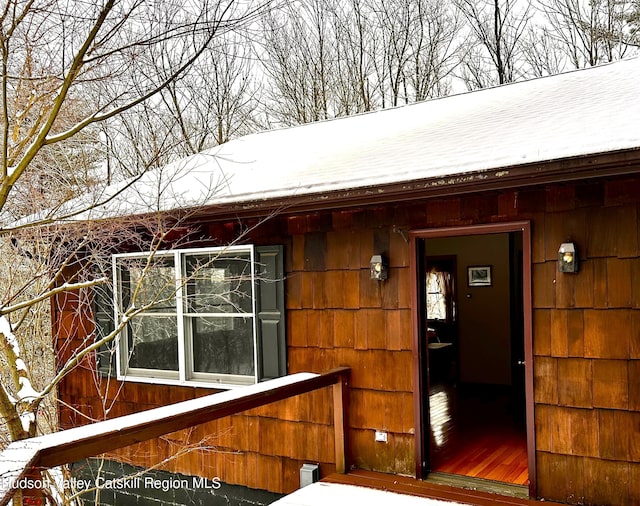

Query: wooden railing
(0, 367), (350, 506)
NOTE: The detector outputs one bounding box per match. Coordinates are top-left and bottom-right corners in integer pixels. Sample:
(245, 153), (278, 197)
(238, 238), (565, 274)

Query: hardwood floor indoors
(428, 382), (528, 486)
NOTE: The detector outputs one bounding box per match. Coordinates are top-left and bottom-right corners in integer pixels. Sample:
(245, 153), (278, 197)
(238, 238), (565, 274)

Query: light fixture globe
(558, 242), (578, 273)
(370, 254), (388, 280)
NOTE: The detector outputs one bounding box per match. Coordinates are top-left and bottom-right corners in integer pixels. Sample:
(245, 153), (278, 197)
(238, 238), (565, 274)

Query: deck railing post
(332, 368), (350, 474)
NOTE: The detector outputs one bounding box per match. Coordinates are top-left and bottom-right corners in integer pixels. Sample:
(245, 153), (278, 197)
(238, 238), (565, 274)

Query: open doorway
(411, 223), (534, 496)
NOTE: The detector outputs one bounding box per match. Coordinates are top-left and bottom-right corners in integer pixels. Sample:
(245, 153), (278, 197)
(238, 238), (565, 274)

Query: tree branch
(0, 277), (108, 316)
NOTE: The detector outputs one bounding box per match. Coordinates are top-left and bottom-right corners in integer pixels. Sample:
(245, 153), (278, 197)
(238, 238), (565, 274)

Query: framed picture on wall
(467, 266), (492, 287)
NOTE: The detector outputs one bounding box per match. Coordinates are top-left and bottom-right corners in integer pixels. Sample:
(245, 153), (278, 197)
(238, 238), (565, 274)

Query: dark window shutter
(255, 245), (287, 380)
(94, 283), (116, 377)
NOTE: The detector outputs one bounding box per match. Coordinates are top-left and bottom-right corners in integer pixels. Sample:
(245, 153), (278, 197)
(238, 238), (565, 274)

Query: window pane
(191, 317), (254, 376)
(426, 272), (447, 320)
(185, 253), (252, 314)
(119, 256), (176, 312)
(128, 316), (178, 371)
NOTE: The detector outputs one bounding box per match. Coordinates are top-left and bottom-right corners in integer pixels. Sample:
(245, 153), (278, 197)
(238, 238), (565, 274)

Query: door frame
(410, 221), (535, 497)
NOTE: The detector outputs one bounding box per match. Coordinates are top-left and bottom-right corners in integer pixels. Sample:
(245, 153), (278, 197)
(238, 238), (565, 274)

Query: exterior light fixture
(370, 254), (388, 280)
(558, 242), (578, 273)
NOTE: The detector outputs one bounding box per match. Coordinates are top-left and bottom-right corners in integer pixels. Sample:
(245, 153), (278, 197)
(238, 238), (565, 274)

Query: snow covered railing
(0, 367), (350, 506)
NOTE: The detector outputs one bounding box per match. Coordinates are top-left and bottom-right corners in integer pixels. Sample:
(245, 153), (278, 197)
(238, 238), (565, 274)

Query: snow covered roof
(61, 58), (640, 221)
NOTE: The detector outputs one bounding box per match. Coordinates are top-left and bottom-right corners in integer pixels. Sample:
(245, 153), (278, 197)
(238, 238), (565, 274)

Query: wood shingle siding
(55, 173), (640, 503)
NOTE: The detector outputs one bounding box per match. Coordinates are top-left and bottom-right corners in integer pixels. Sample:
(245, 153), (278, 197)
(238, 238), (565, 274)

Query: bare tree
(374, 0), (415, 107)
(176, 34), (262, 147)
(259, 0), (461, 124)
(456, 0), (533, 87)
(374, 0), (462, 105)
(631, 0), (640, 44)
(536, 0), (639, 69)
(104, 32), (262, 180)
(521, 25), (567, 77)
(0, 1), (269, 503)
(331, 0), (378, 112)
(258, 0), (336, 126)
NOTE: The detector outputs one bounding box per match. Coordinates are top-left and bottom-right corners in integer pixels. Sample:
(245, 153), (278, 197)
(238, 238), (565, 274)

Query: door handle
(517, 360), (525, 366)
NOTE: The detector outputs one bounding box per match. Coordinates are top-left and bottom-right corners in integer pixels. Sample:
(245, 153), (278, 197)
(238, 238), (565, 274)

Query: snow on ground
(270, 482), (469, 506)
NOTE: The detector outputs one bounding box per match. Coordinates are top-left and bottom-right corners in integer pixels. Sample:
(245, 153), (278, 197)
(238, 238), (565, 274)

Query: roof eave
(187, 147), (640, 221)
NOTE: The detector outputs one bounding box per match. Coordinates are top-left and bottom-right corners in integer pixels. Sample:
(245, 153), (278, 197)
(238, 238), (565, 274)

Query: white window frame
(113, 245), (257, 389)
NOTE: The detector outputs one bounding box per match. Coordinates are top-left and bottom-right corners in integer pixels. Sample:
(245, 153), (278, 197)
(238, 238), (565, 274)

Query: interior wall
(426, 233), (512, 385)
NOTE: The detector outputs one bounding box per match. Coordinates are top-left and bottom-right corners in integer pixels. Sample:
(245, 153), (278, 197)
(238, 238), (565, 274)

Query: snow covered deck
(271, 482), (464, 506)
(273, 470), (567, 506)
(0, 368), (350, 506)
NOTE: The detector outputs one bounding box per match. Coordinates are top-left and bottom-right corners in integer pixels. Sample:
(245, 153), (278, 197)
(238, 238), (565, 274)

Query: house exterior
(54, 58), (640, 505)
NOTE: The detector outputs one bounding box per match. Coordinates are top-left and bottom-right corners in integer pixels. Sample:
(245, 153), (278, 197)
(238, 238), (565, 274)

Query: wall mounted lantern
(370, 254), (388, 280)
(558, 242), (578, 273)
